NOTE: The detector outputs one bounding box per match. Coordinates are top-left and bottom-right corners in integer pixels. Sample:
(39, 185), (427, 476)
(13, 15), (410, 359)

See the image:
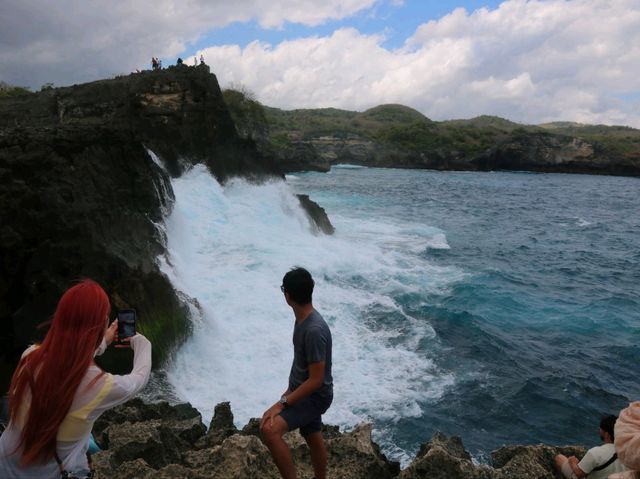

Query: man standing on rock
(261, 267), (333, 479)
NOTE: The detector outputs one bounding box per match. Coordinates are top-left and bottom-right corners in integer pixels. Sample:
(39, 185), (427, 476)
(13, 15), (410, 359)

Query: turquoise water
(162, 163), (639, 464)
(288, 166), (640, 459)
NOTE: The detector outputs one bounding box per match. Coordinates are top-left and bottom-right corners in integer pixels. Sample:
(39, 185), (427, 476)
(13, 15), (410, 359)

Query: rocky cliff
(0, 66), (334, 391)
(224, 97), (640, 176)
(80, 399), (587, 479)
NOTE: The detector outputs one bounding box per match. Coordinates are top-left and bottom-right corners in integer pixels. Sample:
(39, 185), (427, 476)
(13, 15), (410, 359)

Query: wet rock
(297, 194), (335, 235)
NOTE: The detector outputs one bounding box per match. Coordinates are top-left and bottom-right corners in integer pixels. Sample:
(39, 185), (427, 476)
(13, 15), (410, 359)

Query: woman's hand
(104, 320), (118, 346)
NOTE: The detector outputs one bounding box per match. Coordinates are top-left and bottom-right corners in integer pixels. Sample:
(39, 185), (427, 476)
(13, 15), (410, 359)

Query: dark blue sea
(162, 164), (640, 464)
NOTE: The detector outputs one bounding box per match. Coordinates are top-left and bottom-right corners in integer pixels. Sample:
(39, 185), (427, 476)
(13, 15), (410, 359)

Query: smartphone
(117, 309), (137, 341)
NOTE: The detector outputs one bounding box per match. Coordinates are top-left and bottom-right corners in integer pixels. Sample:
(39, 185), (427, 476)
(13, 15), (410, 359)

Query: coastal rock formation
(470, 131), (640, 176)
(86, 399), (589, 479)
(0, 67), (331, 390)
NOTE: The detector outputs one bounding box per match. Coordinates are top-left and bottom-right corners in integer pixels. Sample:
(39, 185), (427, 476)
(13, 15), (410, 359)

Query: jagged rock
(105, 419), (185, 469)
(106, 458), (154, 479)
(93, 398), (203, 448)
(400, 432), (489, 479)
(195, 401), (238, 448)
(297, 194), (335, 235)
(183, 434), (281, 479)
(490, 444), (586, 479)
(242, 417), (262, 437)
(91, 399), (597, 479)
(326, 423), (400, 479)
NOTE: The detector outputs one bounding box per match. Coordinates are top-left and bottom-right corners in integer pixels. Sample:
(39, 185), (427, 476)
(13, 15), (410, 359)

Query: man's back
(578, 443), (626, 479)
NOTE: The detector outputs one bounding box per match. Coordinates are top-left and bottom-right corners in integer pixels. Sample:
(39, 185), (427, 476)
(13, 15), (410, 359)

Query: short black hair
(282, 267), (314, 305)
(600, 415), (617, 440)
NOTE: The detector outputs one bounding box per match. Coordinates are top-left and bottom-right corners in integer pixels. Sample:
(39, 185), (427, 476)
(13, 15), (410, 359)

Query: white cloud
(201, 0), (640, 126)
(0, 0), (378, 89)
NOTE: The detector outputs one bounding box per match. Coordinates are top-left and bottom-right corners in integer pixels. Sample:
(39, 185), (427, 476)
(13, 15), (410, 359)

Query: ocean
(157, 164), (640, 465)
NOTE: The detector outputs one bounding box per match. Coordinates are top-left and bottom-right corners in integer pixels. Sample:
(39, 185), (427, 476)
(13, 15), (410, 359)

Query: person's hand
(568, 456), (579, 465)
(260, 403), (284, 429)
(104, 320), (118, 346)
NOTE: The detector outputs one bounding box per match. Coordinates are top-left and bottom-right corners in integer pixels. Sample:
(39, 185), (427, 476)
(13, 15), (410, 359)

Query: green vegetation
(539, 122), (640, 156)
(265, 104), (521, 155)
(223, 88), (640, 160)
(222, 87), (269, 140)
(0, 81), (32, 98)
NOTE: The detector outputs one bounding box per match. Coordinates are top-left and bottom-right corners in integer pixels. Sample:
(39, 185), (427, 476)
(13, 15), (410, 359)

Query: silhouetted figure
(177, 57), (183, 65)
(193, 56), (197, 66)
(151, 57), (158, 70)
(200, 54), (205, 65)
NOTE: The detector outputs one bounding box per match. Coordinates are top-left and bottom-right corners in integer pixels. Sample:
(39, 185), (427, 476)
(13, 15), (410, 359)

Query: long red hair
(9, 279), (110, 465)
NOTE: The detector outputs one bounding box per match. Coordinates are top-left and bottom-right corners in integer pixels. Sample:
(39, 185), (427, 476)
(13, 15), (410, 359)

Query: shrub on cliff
(222, 86), (269, 142)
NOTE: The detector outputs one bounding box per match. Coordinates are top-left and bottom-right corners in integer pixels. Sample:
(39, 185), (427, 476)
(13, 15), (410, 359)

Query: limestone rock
(400, 432), (487, 479)
(326, 423), (400, 479)
(195, 401), (238, 448)
(184, 434), (281, 479)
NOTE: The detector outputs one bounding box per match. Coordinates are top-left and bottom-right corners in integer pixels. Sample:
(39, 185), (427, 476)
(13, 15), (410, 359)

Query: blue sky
(191, 1), (506, 53)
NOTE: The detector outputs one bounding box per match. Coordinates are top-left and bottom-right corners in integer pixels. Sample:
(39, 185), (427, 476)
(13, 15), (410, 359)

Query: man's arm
(568, 456), (588, 478)
(284, 361), (325, 405)
(260, 362), (324, 428)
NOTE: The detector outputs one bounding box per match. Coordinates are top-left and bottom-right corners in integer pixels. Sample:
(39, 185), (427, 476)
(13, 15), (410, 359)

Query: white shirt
(0, 334), (151, 478)
(578, 443), (626, 479)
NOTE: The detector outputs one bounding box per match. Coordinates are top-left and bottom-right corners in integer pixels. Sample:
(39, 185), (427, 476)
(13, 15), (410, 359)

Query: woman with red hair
(0, 279), (152, 478)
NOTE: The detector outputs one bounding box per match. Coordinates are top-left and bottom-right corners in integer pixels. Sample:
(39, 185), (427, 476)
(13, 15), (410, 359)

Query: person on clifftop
(554, 415), (626, 478)
(0, 280), (152, 478)
(260, 267), (333, 479)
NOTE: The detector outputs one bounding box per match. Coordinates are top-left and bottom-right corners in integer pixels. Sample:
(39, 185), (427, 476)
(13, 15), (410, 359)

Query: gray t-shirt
(288, 309), (333, 397)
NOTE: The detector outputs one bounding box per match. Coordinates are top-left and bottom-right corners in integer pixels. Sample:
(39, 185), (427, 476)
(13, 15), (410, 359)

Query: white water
(159, 165), (461, 461)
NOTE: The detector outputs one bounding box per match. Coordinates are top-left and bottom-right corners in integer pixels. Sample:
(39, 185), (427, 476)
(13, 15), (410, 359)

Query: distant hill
(223, 89), (640, 176)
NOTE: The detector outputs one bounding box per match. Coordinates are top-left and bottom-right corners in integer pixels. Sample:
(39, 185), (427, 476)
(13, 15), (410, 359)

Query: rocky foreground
(90, 399), (585, 478)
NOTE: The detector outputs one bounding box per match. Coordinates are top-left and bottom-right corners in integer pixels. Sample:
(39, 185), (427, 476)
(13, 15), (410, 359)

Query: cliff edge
(0, 66), (288, 388)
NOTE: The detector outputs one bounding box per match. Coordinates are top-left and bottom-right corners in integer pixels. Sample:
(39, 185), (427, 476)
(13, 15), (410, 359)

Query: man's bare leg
(260, 415), (297, 479)
(304, 431), (328, 479)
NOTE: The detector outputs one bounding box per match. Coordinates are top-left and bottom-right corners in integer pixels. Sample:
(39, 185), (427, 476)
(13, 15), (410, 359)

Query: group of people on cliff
(151, 54), (205, 71)
(0, 267), (333, 479)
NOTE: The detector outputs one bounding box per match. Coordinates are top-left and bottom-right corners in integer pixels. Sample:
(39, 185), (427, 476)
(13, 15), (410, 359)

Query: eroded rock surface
(91, 400), (590, 479)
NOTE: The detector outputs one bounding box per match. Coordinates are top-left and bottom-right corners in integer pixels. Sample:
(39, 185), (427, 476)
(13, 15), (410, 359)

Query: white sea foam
(332, 164), (367, 169)
(159, 165), (459, 461)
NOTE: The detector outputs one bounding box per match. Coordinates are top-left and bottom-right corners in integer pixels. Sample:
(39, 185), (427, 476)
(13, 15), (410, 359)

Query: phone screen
(117, 310), (136, 339)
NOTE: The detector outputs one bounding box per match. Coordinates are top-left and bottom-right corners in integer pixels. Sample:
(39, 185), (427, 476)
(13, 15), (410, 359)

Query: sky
(1, 0), (639, 126)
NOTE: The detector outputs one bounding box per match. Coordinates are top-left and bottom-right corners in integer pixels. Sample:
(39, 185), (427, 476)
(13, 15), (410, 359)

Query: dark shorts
(279, 393), (333, 437)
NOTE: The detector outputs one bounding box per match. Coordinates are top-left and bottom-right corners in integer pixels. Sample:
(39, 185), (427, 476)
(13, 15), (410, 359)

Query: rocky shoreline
(87, 399), (584, 478)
